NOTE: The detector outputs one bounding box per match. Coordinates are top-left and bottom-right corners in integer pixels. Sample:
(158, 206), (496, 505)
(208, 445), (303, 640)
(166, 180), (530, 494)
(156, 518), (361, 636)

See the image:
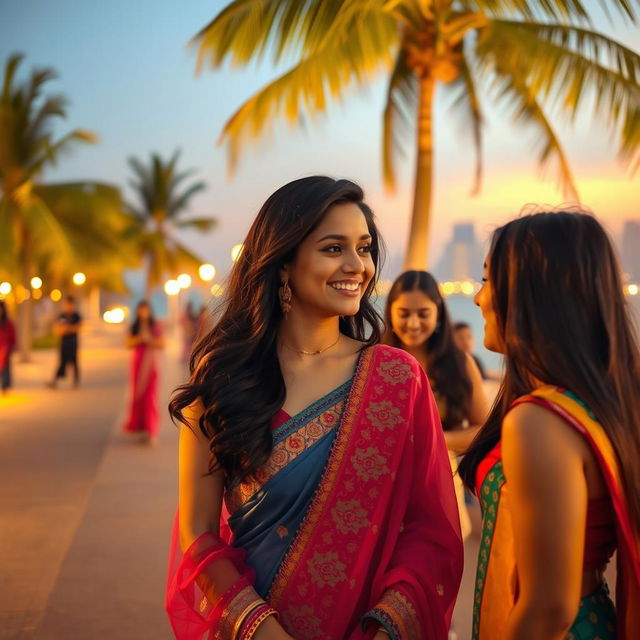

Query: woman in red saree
(123, 301), (164, 444)
(167, 177), (463, 640)
(458, 210), (640, 639)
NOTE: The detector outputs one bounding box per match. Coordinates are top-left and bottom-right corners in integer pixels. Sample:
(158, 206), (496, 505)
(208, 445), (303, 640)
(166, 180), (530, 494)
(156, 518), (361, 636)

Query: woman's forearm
(504, 600), (576, 640)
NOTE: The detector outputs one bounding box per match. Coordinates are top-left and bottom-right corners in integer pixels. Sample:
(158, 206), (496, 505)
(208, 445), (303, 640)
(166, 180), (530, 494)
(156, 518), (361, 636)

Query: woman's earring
(279, 279), (292, 317)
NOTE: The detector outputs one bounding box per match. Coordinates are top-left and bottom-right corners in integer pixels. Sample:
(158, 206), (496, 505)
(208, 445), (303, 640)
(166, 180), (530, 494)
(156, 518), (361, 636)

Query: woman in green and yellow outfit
(459, 210), (640, 640)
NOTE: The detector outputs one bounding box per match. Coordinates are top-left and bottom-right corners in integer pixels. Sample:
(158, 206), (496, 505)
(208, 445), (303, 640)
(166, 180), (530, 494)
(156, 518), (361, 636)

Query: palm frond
(476, 19), (640, 172)
(1, 53), (25, 102)
(174, 216), (217, 232)
(193, 0), (391, 69)
(462, 0), (637, 24)
(483, 54), (579, 199)
(167, 182), (207, 217)
(443, 49), (484, 194)
(382, 47), (417, 190)
(220, 23), (398, 172)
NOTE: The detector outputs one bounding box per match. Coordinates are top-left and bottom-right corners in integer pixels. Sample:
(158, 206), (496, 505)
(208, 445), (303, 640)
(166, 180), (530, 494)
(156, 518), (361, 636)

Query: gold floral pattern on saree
(307, 551), (347, 587)
(366, 400), (404, 431)
(331, 499), (369, 534)
(351, 446), (389, 481)
(268, 347), (421, 639)
(378, 358), (415, 385)
(225, 399), (347, 514)
(281, 605), (323, 638)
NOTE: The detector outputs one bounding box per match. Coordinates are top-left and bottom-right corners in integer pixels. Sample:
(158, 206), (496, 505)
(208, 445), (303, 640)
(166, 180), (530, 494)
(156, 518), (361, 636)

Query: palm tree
(192, 0), (640, 268)
(127, 150), (216, 294)
(0, 53), (134, 360)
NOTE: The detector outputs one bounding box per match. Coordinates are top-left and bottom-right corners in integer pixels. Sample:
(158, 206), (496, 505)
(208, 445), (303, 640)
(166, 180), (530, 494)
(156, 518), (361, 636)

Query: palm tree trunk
(404, 73), (435, 270)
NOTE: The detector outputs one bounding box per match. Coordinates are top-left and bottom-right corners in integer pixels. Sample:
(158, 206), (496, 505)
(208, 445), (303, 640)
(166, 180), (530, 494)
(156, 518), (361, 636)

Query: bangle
(232, 599), (265, 640)
(241, 605), (278, 640)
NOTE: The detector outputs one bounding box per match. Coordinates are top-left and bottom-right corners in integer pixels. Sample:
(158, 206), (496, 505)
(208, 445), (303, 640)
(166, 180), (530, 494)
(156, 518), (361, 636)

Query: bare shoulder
(503, 401), (589, 458)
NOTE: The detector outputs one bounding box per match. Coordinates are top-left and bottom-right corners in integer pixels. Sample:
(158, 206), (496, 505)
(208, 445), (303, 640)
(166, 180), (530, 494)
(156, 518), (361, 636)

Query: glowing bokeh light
(50, 289), (62, 302)
(210, 284), (224, 297)
(0, 282), (11, 296)
(199, 263), (216, 282)
(177, 273), (192, 289)
(30, 276), (43, 290)
(72, 272), (86, 286)
(628, 284), (639, 296)
(164, 279), (180, 296)
(103, 307), (126, 324)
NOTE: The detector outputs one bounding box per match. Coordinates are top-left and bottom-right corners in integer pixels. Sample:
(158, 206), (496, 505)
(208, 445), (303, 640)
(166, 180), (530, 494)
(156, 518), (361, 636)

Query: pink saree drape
(123, 325), (161, 436)
(166, 345), (463, 639)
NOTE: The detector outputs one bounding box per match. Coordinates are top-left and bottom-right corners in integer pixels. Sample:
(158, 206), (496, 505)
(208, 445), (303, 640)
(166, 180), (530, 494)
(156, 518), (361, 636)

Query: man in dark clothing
(49, 296), (82, 388)
(453, 321), (488, 380)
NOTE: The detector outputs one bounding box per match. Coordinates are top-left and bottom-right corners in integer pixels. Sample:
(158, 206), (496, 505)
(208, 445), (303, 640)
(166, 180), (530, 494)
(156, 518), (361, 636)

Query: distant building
(433, 222), (485, 282)
(621, 220), (640, 282)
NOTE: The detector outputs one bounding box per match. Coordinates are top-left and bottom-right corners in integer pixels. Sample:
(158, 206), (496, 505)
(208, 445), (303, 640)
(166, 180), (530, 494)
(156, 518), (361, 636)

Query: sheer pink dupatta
(166, 504), (258, 639)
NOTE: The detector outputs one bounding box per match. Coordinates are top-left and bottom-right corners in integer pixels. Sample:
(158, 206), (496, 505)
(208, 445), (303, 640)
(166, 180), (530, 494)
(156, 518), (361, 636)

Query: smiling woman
(166, 176), (463, 640)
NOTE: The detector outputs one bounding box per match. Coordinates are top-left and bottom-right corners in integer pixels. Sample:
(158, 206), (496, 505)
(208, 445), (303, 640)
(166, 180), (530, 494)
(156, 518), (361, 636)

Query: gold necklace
(284, 334), (341, 356)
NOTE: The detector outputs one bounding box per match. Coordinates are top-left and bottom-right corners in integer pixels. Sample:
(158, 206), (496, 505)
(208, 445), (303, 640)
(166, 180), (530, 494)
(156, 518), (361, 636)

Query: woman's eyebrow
(316, 233), (372, 243)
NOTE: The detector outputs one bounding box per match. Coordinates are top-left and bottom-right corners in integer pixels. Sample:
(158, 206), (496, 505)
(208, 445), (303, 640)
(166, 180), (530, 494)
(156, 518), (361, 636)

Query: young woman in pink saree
(167, 177), (463, 640)
(123, 301), (164, 444)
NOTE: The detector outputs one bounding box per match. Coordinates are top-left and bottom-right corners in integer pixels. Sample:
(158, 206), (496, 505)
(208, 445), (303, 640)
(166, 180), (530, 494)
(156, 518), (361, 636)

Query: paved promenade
(0, 328), (480, 640)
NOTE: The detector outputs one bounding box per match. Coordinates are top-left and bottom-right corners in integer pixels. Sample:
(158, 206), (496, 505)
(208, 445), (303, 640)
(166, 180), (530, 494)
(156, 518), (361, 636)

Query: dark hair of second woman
(130, 301), (156, 336)
(458, 211), (640, 528)
(169, 176), (383, 482)
(0, 301), (7, 326)
(383, 270), (472, 429)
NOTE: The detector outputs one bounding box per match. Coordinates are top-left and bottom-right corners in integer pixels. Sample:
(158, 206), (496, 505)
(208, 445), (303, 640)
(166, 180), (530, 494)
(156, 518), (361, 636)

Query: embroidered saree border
(472, 459), (506, 640)
(266, 347), (375, 604)
(267, 346), (424, 639)
(369, 588), (421, 640)
(226, 385), (350, 514)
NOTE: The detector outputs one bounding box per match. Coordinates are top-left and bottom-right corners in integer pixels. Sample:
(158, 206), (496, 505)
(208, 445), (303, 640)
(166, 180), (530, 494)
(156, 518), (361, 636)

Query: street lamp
(199, 263), (216, 282)
(72, 272), (86, 286)
(30, 276), (43, 290)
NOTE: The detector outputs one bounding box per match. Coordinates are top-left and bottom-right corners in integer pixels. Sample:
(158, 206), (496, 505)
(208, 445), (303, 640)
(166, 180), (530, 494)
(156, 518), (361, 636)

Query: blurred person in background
(384, 270), (488, 542)
(48, 295), (82, 389)
(123, 300), (164, 445)
(453, 321), (488, 380)
(0, 301), (16, 394)
(459, 211), (640, 639)
(166, 177), (462, 640)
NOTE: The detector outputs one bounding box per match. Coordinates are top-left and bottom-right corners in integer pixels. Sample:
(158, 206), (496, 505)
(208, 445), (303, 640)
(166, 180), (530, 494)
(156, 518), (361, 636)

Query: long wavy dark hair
(169, 176), (384, 482)
(383, 270), (472, 429)
(458, 211), (640, 528)
(130, 300), (156, 336)
(0, 300), (8, 326)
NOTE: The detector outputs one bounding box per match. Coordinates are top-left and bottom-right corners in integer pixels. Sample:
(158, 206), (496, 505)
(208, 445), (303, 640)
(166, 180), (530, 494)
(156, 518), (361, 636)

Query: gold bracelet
(232, 599), (265, 640)
(243, 607), (278, 640)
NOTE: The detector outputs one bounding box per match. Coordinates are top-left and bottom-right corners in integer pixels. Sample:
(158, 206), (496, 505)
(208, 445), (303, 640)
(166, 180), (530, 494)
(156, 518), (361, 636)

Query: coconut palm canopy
(0, 53), (139, 357)
(127, 150), (217, 293)
(192, 0), (640, 268)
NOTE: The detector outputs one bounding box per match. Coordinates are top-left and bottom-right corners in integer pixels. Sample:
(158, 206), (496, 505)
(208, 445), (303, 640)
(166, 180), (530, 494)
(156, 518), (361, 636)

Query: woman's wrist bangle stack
(238, 603), (279, 640)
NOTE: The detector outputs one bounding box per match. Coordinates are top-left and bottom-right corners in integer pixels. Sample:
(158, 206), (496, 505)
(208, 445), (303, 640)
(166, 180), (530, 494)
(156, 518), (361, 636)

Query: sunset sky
(2, 0), (639, 277)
